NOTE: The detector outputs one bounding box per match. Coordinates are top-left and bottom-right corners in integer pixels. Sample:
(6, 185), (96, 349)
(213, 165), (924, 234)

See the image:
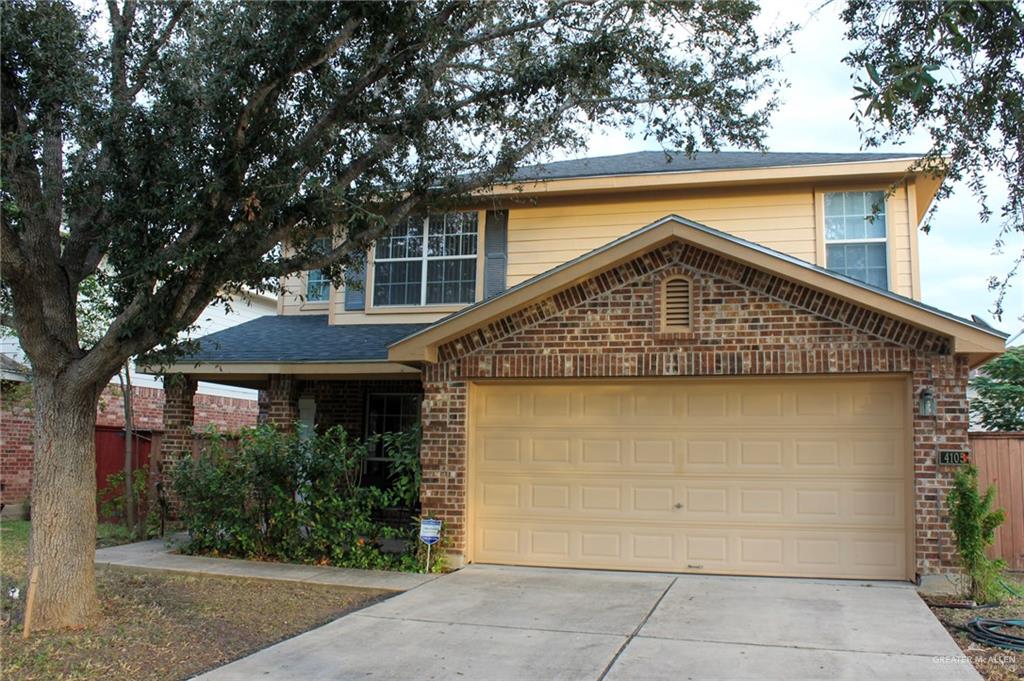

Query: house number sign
(939, 451), (970, 466)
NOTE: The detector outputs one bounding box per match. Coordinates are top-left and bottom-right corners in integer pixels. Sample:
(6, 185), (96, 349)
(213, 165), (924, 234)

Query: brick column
(912, 353), (971, 577)
(158, 373), (197, 514)
(265, 375), (299, 431)
(419, 362), (468, 567)
(162, 373), (197, 457)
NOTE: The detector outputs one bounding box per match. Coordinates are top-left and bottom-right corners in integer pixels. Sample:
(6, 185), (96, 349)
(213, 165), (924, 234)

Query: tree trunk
(120, 364), (136, 535)
(26, 374), (102, 631)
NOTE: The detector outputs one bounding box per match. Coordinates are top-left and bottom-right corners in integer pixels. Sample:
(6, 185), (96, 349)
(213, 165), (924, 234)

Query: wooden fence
(970, 432), (1024, 571)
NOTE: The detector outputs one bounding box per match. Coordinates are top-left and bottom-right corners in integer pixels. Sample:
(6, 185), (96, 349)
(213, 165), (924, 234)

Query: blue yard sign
(419, 519), (442, 546)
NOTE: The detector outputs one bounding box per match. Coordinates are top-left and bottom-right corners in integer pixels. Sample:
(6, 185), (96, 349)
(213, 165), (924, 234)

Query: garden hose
(955, 618), (1024, 652)
(1000, 579), (1024, 598)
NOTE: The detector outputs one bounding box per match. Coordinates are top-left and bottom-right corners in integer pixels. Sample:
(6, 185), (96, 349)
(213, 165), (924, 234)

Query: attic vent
(662, 277), (692, 330)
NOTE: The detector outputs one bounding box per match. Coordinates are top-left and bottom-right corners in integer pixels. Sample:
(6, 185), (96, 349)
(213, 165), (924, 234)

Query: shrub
(173, 424), (426, 570)
(946, 464), (1006, 603)
(97, 468), (149, 525)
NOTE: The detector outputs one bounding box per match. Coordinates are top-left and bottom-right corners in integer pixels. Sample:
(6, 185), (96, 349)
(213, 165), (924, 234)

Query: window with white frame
(305, 237), (332, 302)
(373, 212), (478, 306)
(824, 190), (888, 289)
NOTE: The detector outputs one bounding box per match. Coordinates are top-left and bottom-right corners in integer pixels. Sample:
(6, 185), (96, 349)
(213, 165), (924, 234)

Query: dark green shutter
(483, 210), (508, 299)
(343, 251), (367, 311)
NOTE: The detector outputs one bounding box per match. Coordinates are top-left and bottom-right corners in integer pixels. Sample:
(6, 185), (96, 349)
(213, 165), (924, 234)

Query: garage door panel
(471, 378), (909, 579)
(475, 380), (905, 429)
(472, 520), (907, 579)
(476, 428), (904, 478)
(476, 477), (904, 528)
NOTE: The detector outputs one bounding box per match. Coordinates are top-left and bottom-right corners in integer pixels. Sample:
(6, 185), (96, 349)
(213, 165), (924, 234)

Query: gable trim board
(389, 215), (1005, 367)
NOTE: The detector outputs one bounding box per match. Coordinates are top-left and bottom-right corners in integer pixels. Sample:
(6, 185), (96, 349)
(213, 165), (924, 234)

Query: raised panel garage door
(470, 378), (910, 580)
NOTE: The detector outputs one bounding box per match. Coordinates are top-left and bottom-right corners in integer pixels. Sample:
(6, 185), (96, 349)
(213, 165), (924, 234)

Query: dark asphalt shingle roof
(511, 151), (918, 182)
(179, 316), (429, 363)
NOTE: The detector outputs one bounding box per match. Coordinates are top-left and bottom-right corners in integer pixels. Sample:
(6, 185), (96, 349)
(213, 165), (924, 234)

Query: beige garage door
(470, 377), (910, 580)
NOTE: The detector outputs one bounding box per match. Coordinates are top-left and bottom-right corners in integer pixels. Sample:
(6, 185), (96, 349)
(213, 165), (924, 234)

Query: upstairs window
(824, 190), (888, 289)
(373, 212), (478, 306)
(305, 237), (332, 302)
(661, 276), (692, 331)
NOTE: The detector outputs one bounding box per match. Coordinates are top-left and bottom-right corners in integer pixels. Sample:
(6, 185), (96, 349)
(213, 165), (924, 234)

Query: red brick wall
(0, 379), (257, 507)
(419, 240), (970, 577)
(97, 383), (258, 433)
(0, 392), (33, 508)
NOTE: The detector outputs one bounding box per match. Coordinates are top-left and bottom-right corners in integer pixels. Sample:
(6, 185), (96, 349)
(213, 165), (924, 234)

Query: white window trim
(373, 214), (478, 307)
(823, 191), (890, 287)
(305, 269), (331, 302)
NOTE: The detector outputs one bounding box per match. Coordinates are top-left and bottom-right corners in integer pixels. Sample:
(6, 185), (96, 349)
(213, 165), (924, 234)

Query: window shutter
(483, 210), (509, 299)
(343, 251), (367, 311)
(663, 277), (691, 329)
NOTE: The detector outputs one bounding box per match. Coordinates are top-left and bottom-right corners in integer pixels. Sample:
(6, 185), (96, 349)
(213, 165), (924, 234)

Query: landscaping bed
(926, 576), (1024, 681)
(1, 520), (388, 680)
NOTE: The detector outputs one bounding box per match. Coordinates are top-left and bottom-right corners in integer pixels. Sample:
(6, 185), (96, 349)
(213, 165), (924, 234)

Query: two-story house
(155, 151), (1006, 584)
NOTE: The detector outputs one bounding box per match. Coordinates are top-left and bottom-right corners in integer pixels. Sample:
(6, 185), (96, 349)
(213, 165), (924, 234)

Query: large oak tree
(1, 0), (784, 629)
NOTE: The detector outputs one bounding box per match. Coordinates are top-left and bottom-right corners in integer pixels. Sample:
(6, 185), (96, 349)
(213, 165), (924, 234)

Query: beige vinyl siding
(282, 180), (919, 321)
(506, 185), (815, 286)
(505, 183), (916, 299)
(887, 185), (914, 295)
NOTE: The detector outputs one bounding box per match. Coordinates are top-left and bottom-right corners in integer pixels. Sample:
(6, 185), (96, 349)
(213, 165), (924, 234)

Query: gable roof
(511, 151), (919, 182)
(171, 315), (429, 364)
(389, 215), (1006, 367)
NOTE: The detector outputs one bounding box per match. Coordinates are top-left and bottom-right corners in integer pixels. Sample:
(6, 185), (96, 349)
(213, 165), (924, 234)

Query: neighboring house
(154, 151), (1007, 584)
(0, 290), (276, 514)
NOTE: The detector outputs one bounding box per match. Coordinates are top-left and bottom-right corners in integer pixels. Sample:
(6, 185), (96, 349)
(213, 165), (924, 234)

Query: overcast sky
(561, 0), (1023, 340)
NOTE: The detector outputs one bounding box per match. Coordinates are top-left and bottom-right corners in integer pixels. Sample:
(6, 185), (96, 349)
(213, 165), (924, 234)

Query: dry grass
(927, 574), (1024, 681)
(0, 520), (388, 680)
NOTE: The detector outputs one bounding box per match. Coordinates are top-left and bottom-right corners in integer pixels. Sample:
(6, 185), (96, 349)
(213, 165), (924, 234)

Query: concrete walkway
(95, 538), (438, 591)
(198, 565), (981, 681)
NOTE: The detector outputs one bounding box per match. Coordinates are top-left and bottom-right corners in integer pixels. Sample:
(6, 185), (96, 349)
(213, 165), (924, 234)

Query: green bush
(97, 468), (149, 525)
(173, 424), (427, 571)
(946, 464), (1006, 604)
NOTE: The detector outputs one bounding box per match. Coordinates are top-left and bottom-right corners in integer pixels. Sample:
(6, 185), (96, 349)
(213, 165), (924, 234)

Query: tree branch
(126, 1), (192, 99)
(232, 15), (360, 152)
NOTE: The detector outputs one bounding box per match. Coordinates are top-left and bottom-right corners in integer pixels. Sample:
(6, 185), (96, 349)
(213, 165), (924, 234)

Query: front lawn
(927, 574), (1024, 681)
(0, 520), (388, 680)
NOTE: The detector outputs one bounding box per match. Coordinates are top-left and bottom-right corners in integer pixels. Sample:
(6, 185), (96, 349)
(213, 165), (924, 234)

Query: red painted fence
(95, 425), (154, 520)
(970, 432), (1024, 572)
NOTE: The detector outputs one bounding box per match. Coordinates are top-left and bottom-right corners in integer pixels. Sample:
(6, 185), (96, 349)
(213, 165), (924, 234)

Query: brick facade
(161, 375), (199, 458)
(418, 240), (970, 577)
(259, 375), (299, 430)
(305, 379), (424, 436)
(0, 389), (33, 509)
(0, 378), (258, 508)
(97, 383), (258, 433)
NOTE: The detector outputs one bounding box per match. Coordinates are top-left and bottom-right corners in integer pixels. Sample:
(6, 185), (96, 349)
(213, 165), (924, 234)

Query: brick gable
(419, 239), (968, 577)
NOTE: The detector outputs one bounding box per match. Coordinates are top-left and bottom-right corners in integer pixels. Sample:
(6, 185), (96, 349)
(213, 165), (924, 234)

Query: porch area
(162, 372), (422, 468)
(147, 314), (430, 511)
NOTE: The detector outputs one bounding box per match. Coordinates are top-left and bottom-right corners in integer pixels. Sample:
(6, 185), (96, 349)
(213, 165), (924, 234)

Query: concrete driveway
(199, 565), (979, 681)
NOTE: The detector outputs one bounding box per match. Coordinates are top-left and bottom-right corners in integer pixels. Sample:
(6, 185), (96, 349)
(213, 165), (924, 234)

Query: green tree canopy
(970, 345), (1024, 431)
(842, 0), (1024, 320)
(0, 0), (786, 630)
